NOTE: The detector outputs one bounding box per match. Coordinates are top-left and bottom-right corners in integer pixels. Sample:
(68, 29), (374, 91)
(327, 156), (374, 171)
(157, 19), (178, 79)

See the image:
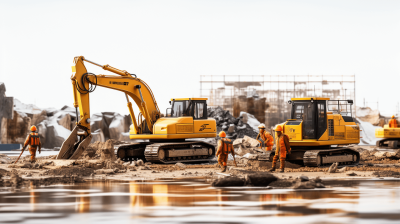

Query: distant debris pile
(208, 106), (258, 139)
(356, 106), (398, 127)
(0, 82), (133, 148)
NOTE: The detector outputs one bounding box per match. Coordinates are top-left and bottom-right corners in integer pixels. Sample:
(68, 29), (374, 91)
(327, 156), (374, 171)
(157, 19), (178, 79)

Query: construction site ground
(1, 145), (400, 189)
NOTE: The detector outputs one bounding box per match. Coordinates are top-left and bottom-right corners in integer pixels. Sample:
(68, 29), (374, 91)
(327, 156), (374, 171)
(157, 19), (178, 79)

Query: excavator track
(376, 138), (400, 149)
(116, 141), (215, 163)
(303, 148), (360, 167)
(145, 141), (215, 163)
(259, 148), (360, 167)
(116, 142), (152, 162)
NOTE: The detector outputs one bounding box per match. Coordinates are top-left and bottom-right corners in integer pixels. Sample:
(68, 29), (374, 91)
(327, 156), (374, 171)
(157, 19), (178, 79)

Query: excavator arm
(57, 56), (161, 159)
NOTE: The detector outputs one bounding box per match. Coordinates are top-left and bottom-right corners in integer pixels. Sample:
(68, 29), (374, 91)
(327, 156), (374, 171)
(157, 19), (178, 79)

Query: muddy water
(0, 179), (400, 224)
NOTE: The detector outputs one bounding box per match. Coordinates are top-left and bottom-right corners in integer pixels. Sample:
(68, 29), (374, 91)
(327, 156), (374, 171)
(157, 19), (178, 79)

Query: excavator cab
(286, 98), (354, 141)
(168, 98), (207, 119)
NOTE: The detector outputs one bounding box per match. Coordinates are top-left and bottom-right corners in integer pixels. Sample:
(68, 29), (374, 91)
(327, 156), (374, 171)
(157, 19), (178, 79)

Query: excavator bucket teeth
(56, 126), (78, 159)
(69, 134), (92, 160)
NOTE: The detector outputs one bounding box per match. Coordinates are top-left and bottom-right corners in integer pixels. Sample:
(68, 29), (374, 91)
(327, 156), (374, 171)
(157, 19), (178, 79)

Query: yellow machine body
(375, 125), (400, 139)
(130, 116), (217, 139)
(280, 97), (360, 146)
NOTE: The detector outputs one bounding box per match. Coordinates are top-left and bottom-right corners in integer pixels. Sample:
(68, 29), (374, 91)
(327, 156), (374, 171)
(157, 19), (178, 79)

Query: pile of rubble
(233, 136), (263, 156)
(208, 106), (258, 139)
(360, 148), (400, 161)
(0, 82), (132, 148)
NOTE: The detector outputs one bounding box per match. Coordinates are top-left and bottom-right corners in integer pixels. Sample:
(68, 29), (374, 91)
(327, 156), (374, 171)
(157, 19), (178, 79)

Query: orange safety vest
(257, 131), (274, 150)
(221, 138), (233, 154)
(389, 119), (398, 128)
(30, 133), (40, 147)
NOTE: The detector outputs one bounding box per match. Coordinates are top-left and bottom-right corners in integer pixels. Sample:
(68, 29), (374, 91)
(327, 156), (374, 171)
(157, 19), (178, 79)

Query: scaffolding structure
(200, 75), (356, 128)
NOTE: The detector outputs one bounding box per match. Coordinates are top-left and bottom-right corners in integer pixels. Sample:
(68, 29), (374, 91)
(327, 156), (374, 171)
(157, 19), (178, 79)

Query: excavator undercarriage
(260, 147), (360, 167)
(117, 141), (215, 163)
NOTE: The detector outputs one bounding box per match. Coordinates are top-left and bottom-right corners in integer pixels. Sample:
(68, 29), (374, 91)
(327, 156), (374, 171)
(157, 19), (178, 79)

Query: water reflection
(0, 179), (399, 223)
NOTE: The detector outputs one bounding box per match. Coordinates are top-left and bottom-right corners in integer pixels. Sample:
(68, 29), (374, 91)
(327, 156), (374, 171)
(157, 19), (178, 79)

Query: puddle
(0, 179), (400, 223)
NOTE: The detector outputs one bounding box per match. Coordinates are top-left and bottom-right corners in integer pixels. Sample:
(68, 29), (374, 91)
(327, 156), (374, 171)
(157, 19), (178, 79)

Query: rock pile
(233, 136), (263, 156)
(0, 83), (133, 148)
(208, 106), (258, 139)
(360, 148), (400, 161)
(91, 112), (132, 142)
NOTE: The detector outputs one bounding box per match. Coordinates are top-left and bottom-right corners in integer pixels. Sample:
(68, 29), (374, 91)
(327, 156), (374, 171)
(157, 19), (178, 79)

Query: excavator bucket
(56, 126), (78, 159)
(69, 134), (92, 159)
(56, 126), (92, 160)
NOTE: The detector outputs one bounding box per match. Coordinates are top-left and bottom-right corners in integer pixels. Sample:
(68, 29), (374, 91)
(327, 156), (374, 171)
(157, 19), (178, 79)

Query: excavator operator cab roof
(167, 98), (208, 119)
(287, 97), (354, 139)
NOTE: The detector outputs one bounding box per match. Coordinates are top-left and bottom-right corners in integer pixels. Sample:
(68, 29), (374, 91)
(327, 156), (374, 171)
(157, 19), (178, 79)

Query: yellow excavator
(56, 56), (217, 163)
(261, 97), (361, 167)
(375, 118), (400, 148)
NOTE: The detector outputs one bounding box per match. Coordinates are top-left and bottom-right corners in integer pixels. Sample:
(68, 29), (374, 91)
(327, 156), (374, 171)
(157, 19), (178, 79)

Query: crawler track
(259, 147), (360, 167)
(116, 141), (215, 163)
(376, 138), (400, 149)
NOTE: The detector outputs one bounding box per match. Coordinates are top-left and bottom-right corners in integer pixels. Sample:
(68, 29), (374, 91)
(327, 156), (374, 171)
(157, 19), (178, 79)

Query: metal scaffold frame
(200, 75), (356, 128)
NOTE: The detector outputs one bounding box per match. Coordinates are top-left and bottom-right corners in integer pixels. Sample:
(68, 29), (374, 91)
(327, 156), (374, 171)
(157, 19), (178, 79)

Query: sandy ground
(0, 159), (396, 183)
(1, 144), (399, 188)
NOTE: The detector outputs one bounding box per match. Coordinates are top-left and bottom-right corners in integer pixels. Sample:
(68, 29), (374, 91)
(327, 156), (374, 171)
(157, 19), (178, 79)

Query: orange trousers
(218, 154), (228, 166)
(28, 147), (37, 161)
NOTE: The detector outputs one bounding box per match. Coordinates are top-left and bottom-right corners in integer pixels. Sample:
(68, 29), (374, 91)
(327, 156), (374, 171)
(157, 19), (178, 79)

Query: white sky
(0, 0), (399, 117)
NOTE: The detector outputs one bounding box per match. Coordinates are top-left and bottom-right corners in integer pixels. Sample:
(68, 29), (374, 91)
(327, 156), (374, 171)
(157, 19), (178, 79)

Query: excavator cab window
(291, 100), (328, 139)
(193, 101), (207, 119)
(171, 101), (186, 117)
(170, 100), (207, 119)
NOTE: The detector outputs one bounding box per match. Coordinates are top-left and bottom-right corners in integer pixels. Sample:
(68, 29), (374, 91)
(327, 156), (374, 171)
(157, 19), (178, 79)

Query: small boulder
(246, 173), (278, 186)
(228, 124), (235, 134)
(136, 159), (144, 166)
(175, 162), (186, 168)
(243, 136), (259, 148)
(300, 175), (309, 182)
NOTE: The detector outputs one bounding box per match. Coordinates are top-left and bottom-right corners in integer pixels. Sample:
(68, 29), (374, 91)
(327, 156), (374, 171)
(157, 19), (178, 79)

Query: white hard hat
(258, 124), (266, 129)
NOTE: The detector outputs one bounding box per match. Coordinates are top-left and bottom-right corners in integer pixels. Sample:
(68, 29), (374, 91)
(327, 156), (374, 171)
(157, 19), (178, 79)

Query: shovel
(14, 145), (27, 164)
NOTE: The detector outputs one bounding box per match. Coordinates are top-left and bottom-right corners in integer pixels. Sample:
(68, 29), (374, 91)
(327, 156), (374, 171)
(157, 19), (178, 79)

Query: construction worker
(216, 131), (235, 172)
(23, 125), (41, 163)
(389, 115), (398, 128)
(256, 124), (274, 151)
(268, 125), (291, 173)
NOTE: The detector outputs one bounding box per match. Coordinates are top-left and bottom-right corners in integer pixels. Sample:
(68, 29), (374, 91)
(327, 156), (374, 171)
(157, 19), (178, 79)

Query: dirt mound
(0, 168), (9, 176)
(80, 139), (117, 161)
(46, 167), (94, 177)
(0, 154), (12, 164)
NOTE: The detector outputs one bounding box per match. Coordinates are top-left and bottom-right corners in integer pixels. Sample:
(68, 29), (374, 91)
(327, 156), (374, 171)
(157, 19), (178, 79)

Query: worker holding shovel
(17, 125), (41, 163)
(216, 131), (237, 172)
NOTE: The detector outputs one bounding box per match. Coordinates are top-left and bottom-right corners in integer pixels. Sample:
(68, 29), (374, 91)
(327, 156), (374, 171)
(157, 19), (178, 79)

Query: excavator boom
(57, 56), (161, 159)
